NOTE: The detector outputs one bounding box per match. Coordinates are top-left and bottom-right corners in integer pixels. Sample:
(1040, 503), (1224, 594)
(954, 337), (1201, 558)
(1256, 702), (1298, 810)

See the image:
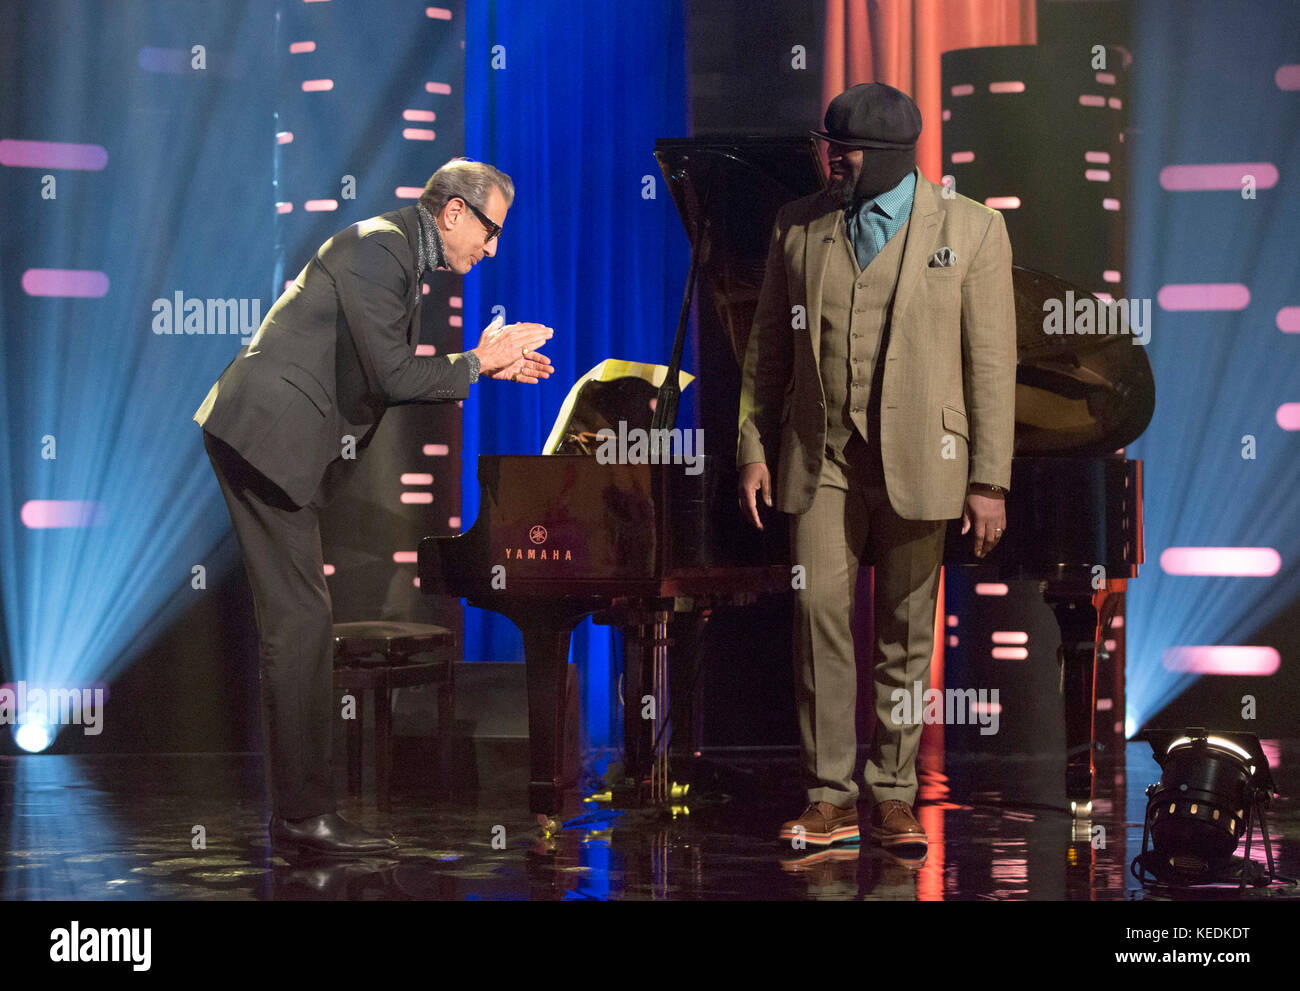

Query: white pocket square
(928, 247), (958, 267)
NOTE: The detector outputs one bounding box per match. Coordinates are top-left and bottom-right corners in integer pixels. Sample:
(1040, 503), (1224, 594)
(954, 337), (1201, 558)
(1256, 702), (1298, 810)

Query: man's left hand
(493, 351), (553, 384)
(961, 490), (1006, 558)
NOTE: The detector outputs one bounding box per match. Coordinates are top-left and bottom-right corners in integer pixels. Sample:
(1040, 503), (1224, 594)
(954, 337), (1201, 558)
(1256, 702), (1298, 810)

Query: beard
(831, 146), (918, 208)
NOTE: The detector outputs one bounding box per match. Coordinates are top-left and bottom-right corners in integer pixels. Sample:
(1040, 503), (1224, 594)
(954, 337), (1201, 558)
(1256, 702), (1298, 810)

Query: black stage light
(1132, 729), (1288, 889)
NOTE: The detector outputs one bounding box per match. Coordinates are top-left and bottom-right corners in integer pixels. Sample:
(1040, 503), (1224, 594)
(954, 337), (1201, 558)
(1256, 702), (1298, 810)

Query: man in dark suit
(737, 84), (1015, 854)
(194, 159), (553, 856)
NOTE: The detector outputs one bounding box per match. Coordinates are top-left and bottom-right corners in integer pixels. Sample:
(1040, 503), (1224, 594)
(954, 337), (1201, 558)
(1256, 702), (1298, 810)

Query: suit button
(817, 401), (825, 410)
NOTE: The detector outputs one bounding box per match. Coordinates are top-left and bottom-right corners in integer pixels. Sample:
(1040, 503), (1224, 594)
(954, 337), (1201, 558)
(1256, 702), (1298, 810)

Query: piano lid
(654, 135), (1154, 456)
(655, 137), (826, 368)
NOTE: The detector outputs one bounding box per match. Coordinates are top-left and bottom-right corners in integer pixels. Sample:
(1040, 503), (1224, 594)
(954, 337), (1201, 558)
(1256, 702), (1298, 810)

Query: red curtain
(823, 0), (1036, 181)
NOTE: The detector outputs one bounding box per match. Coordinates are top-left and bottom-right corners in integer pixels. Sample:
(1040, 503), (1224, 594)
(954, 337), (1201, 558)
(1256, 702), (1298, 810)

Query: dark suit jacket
(194, 205), (474, 507)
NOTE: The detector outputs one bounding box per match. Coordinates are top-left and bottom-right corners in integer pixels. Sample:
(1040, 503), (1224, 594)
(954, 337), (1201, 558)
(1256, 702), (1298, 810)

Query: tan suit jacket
(737, 171), (1016, 521)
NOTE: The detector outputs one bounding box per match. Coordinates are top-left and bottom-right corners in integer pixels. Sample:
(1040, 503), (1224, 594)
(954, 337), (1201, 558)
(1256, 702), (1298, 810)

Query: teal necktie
(846, 200), (879, 270)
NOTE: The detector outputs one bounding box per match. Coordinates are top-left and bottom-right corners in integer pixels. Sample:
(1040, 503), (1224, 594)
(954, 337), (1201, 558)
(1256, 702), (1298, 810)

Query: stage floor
(1, 740), (1296, 901)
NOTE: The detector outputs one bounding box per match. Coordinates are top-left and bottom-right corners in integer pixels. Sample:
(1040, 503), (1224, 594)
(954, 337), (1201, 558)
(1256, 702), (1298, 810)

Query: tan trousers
(791, 434), (946, 808)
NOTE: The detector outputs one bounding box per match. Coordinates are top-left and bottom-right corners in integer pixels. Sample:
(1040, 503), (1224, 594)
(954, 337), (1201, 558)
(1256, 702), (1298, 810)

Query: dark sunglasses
(456, 197), (502, 242)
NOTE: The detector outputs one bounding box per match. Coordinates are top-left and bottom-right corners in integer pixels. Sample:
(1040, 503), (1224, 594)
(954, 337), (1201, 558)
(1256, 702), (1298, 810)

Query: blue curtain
(463, 1), (690, 748)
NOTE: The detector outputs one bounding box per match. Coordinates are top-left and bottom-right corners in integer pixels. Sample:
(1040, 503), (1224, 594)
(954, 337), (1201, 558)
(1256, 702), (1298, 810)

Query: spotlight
(1132, 729), (1287, 888)
(14, 720), (52, 753)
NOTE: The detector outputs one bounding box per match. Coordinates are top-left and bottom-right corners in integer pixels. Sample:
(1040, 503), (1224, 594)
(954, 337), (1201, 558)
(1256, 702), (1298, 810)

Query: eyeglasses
(456, 197), (502, 242)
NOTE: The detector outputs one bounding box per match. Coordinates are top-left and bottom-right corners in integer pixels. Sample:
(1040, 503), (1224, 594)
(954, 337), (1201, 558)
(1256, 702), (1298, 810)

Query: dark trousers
(204, 431), (336, 820)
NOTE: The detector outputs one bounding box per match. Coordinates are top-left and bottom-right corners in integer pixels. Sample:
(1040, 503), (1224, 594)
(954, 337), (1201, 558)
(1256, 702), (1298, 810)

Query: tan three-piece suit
(737, 170), (1016, 808)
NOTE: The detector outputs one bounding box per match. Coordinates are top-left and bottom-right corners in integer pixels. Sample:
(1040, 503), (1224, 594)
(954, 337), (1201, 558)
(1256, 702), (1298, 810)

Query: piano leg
(1043, 584), (1100, 816)
(506, 605), (595, 825)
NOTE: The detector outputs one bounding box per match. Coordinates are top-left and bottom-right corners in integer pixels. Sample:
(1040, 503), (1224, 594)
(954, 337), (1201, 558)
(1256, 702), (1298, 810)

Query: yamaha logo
(503, 524), (572, 562)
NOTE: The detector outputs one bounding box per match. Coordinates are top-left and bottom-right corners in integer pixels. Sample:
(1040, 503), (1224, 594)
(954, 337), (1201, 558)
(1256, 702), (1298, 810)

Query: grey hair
(419, 158), (514, 216)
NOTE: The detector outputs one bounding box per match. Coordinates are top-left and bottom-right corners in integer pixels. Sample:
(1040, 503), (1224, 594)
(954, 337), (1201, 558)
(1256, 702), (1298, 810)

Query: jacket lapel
(803, 201), (839, 371)
(891, 172), (944, 323)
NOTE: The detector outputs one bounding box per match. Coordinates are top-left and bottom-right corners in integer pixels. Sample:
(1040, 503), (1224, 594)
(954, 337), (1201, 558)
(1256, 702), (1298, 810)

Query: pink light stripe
(1160, 163), (1278, 191)
(416, 344), (437, 356)
(302, 79), (333, 92)
(1102, 198), (1121, 211)
(946, 615), (958, 627)
(1162, 646), (1280, 676)
(991, 631), (1028, 644)
(426, 82), (452, 95)
(448, 517), (462, 529)
(403, 109), (436, 122)
(449, 315), (463, 327)
(393, 551), (418, 563)
(1277, 403), (1300, 430)
(984, 196), (1020, 210)
(276, 202), (293, 214)
(421, 284), (430, 295)
(1094, 292), (1114, 303)
(1157, 283), (1249, 311)
(276, 131), (293, 144)
(1103, 270), (1121, 283)
(1160, 546), (1280, 576)
(1085, 169), (1111, 182)
(395, 186), (423, 199)
(970, 702), (1002, 715)
(991, 647), (1027, 660)
(1095, 72), (1116, 85)
(21, 500), (104, 528)
(401, 473), (434, 485)
(1096, 698), (1113, 711)
(950, 84), (973, 97)
(942, 109), (951, 121)
(1277, 307), (1300, 332)
(403, 128), (436, 141)
(289, 41), (316, 53)
(448, 296), (462, 308)
(1079, 94), (1105, 107)
(304, 199), (338, 211)
(989, 81), (1024, 93)
(426, 6), (452, 18)
(323, 564), (335, 576)
(423, 444), (450, 456)
(22, 269), (109, 297)
(1108, 97), (1122, 110)
(1085, 151), (1110, 164)
(951, 151), (974, 164)
(401, 492), (433, 504)
(0, 139), (107, 170)
(1276, 65), (1300, 89)
(974, 583), (1008, 596)
(947, 635), (958, 647)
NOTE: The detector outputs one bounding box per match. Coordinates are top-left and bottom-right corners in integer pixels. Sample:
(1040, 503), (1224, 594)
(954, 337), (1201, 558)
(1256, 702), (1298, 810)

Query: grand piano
(420, 136), (1153, 824)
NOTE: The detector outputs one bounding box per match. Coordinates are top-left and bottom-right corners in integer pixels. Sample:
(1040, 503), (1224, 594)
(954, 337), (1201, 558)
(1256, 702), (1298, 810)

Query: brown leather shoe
(778, 801), (860, 847)
(869, 800), (927, 849)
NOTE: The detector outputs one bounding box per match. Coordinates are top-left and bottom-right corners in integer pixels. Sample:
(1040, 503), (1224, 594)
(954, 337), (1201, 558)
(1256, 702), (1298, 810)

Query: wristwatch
(968, 481), (1007, 495)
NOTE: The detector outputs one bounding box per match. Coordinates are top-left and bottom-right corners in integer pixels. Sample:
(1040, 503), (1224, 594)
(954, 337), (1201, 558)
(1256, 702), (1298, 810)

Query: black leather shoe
(270, 812), (398, 857)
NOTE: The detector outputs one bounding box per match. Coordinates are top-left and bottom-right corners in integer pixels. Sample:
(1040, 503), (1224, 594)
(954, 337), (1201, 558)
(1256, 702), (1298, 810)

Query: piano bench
(331, 621), (456, 812)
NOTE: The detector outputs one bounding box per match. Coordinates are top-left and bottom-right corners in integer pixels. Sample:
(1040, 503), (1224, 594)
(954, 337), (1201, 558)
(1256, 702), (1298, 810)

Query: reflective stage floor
(1, 739), (1296, 902)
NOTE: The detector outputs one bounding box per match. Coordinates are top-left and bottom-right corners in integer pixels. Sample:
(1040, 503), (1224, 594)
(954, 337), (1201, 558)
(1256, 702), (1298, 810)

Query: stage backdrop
(463, 0), (690, 750)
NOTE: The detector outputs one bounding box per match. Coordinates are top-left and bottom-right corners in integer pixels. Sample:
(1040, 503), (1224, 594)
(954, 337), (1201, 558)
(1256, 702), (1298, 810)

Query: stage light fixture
(14, 720), (52, 754)
(1132, 729), (1288, 888)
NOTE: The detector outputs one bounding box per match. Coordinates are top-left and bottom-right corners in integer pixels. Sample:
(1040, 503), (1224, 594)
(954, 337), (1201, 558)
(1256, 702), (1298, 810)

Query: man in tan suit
(737, 83), (1016, 852)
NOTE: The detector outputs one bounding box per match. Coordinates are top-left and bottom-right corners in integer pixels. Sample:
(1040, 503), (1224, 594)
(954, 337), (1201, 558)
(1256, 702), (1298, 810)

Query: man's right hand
(472, 318), (554, 377)
(738, 461), (772, 530)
